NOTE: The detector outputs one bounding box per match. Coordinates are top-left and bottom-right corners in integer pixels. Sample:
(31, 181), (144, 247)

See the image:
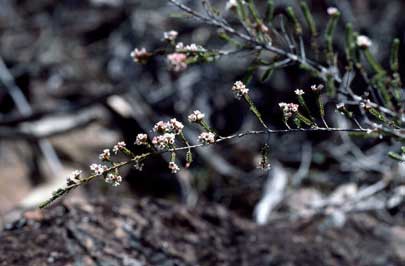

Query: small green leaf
(261, 67), (274, 82)
(300, 1), (317, 37)
(286, 6), (302, 35)
(243, 65), (257, 84)
(265, 0), (275, 24)
(388, 151), (405, 162)
(390, 38), (400, 72)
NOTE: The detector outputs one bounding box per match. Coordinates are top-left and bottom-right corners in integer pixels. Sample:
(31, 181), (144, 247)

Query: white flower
(168, 118), (184, 135)
(327, 7), (339, 16)
(175, 42), (184, 50)
(356, 35), (372, 48)
(168, 162), (180, 174)
(135, 133), (148, 145)
(112, 141), (126, 154)
(186, 43), (198, 51)
(175, 43), (205, 53)
(153, 121), (168, 133)
(163, 30), (178, 42)
(279, 102), (299, 117)
(226, 0), (238, 10)
(288, 103), (299, 113)
(163, 133), (176, 145)
(99, 149), (111, 161)
(152, 136), (165, 150)
(152, 133), (176, 150)
(311, 84), (324, 92)
(90, 164), (108, 175)
(188, 110), (205, 123)
(66, 170), (82, 186)
(167, 53), (188, 72)
(198, 132), (216, 144)
(69, 170), (82, 178)
(231, 81), (249, 99)
(278, 102), (287, 108)
(294, 89), (304, 96)
(154, 119), (184, 135)
(105, 173), (122, 186)
(185, 44), (205, 52)
(130, 48), (149, 63)
(176, 42), (206, 53)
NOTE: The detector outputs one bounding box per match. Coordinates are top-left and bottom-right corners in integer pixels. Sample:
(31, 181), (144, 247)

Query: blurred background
(0, 0), (404, 227)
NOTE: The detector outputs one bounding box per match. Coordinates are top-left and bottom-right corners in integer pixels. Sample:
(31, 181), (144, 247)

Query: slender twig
(39, 126), (375, 208)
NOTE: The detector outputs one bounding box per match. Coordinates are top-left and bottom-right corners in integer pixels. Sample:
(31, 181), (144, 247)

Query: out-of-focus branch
(0, 89), (126, 126)
(0, 111), (98, 140)
(0, 57), (63, 175)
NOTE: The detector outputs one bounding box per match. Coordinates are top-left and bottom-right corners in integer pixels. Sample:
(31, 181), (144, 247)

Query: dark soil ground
(1, 197), (404, 266)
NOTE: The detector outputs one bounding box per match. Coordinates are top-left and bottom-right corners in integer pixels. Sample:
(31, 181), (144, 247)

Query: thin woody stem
(39, 153), (151, 208)
(39, 126), (385, 209)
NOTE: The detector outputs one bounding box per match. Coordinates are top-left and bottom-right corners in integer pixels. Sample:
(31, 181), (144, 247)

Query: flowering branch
(39, 153), (150, 208)
(39, 0), (405, 209)
(168, 0), (326, 75)
(167, 0), (403, 121)
(39, 125), (375, 209)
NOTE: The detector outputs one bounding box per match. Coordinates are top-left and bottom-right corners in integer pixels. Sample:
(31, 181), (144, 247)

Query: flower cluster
(105, 173), (122, 187)
(294, 89), (304, 96)
(175, 42), (206, 52)
(153, 121), (167, 133)
(279, 102), (299, 118)
(167, 53), (188, 72)
(99, 149), (111, 161)
(327, 7), (339, 16)
(188, 110), (205, 123)
(232, 81), (249, 99)
(168, 161), (180, 173)
(198, 132), (216, 144)
(66, 170), (82, 186)
(311, 84), (324, 92)
(135, 133), (148, 146)
(163, 30), (178, 42)
(112, 141), (126, 154)
(356, 35), (372, 49)
(152, 133), (176, 150)
(168, 118), (185, 134)
(90, 163), (108, 176)
(151, 118), (183, 150)
(130, 48), (150, 64)
(153, 119), (184, 135)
